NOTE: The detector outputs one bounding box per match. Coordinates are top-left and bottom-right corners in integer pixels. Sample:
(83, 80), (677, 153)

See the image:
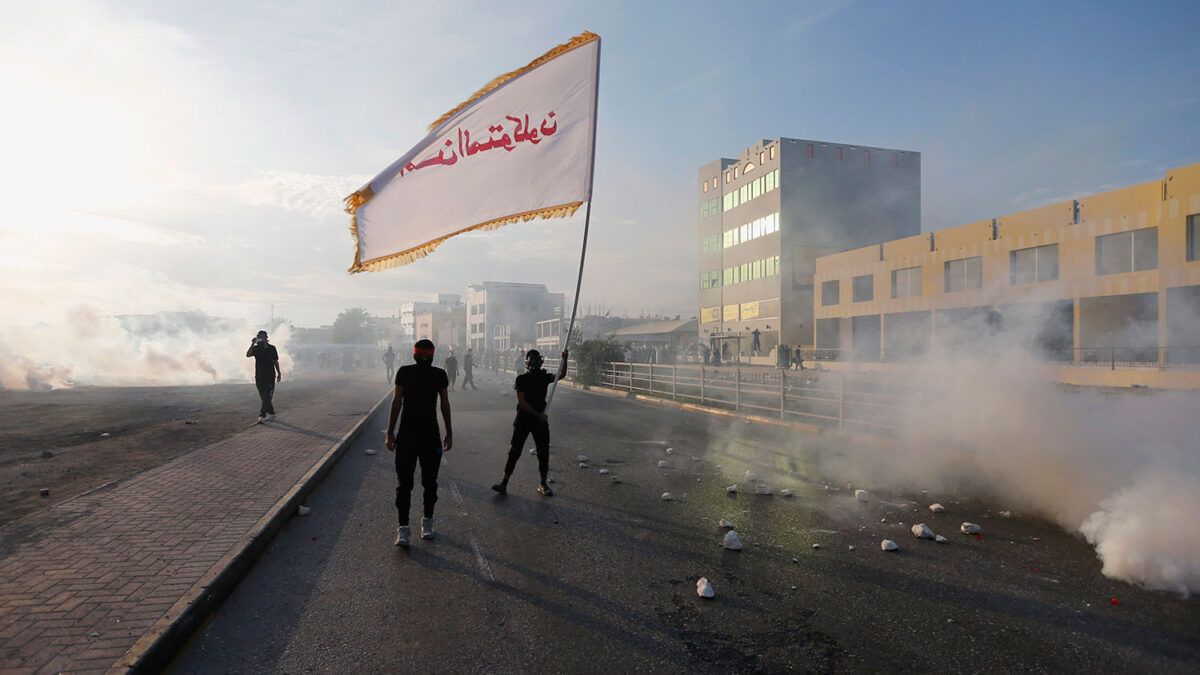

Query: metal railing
(597, 362), (906, 434)
(791, 346), (1200, 369)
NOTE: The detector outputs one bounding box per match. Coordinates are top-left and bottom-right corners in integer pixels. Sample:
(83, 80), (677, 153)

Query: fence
(796, 346), (1200, 369)
(597, 362), (906, 434)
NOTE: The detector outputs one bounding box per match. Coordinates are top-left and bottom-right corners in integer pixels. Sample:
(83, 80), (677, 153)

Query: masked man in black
(491, 348), (568, 497)
(246, 330), (281, 424)
(386, 339), (452, 547)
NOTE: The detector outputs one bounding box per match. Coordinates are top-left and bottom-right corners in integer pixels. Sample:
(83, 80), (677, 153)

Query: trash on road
(848, 545), (856, 551)
(911, 523), (935, 539)
(599, 468), (610, 475)
(812, 543), (821, 550)
(185, 420), (199, 425)
(577, 455), (589, 462)
(297, 505), (312, 516)
(935, 535), (948, 543)
(665, 447), (674, 455)
(780, 489), (795, 497)
(661, 492), (674, 501)
(719, 519), (735, 529)
(855, 489), (871, 503)
(39, 488), (50, 497)
(726, 484), (738, 493)
(657, 460), (668, 468)
(697, 577), (715, 598)
(961, 522), (982, 534)
(723, 530), (743, 550)
(365, 448), (376, 455)
(929, 503), (946, 513)
(578, 462), (589, 469)
(100, 433), (111, 439)
(881, 539), (899, 551)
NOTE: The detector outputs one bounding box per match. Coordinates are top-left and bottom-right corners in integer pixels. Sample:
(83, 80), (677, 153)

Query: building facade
(698, 137), (920, 361)
(414, 306), (466, 353)
(812, 162), (1200, 388)
(400, 294), (462, 343)
(466, 282), (565, 352)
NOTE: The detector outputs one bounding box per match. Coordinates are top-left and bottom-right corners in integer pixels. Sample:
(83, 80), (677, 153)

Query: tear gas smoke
(0, 305), (292, 390)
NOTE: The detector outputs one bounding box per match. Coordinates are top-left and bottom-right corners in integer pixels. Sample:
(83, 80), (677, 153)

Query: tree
(332, 308), (373, 344)
(571, 336), (625, 385)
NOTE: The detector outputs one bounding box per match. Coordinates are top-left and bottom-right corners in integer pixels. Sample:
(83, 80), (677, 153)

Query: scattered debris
(719, 519), (735, 529)
(599, 468), (610, 475)
(929, 503), (945, 513)
(999, 510), (1013, 518)
(911, 524), (935, 540)
(961, 522), (982, 535)
(726, 484), (738, 494)
(529, 448), (536, 454)
(657, 460), (668, 469)
(881, 539), (899, 552)
(855, 489), (871, 503)
(661, 493), (673, 501)
(89, 632), (100, 638)
(697, 577), (715, 598)
(780, 489), (795, 497)
(577, 455), (589, 462)
(935, 535), (948, 544)
(1110, 597), (1120, 605)
(578, 462), (589, 469)
(812, 544), (821, 550)
(848, 545), (856, 551)
(297, 505), (312, 516)
(100, 433), (111, 439)
(365, 449), (377, 455)
(723, 530), (743, 551)
(39, 488), (50, 497)
(665, 447), (674, 455)
(792, 556), (800, 563)
(184, 420), (199, 425)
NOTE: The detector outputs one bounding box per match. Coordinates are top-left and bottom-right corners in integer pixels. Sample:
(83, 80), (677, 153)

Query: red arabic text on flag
(344, 31), (600, 273)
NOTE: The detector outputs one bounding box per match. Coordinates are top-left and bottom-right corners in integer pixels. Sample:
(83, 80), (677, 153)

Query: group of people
(384, 345), (479, 391)
(384, 340), (568, 547)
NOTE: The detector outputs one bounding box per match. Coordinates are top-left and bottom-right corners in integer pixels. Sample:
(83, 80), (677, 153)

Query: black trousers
(505, 419), (549, 475)
(255, 379), (275, 416)
(395, 440), (442, 525)
(463, 368), (474, 388)
(448, 372), (457, 389)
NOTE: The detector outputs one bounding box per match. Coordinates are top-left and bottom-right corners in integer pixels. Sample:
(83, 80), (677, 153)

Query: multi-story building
(414, 306), (466, 353)
(400, 294), (462, 342)
(698, 138), (920, 361)
(466, 282), (565, 352)
(812, 161), (1200, 388)
(535, 318), (562, 353)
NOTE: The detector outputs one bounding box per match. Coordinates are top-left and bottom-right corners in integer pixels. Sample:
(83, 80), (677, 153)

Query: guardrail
(596, 362), (905, 434)
(793, 346), (1200, 369)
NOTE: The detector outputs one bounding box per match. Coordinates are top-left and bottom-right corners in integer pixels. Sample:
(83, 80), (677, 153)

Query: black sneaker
(538, 483), (554, 497)
(491, 482), (507, 495)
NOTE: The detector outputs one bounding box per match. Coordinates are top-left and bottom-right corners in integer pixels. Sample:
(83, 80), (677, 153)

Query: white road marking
(470, 536), (495, 582)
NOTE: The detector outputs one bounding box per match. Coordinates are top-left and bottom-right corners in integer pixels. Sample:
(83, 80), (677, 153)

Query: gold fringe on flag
(348, 202), (582, 274)
(343, 30), (598, 274)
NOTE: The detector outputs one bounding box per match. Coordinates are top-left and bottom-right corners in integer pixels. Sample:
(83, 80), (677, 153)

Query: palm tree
(333, 308), (373, 344)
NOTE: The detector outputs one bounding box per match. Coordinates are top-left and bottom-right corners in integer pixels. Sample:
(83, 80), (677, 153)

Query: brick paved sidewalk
(0, 380), (388, 674)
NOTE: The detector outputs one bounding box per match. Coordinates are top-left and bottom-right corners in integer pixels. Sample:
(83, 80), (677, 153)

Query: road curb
(114, 390), (392, 674)
(561, 380), (882, 446)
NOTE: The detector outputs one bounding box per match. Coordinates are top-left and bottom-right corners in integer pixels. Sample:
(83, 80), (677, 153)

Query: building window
(821, 280), (840, 305)
(712, 177), (718, 189)
(1096, 227), (1158, 275)
(1010, 243), (1059, 284)
(703, 182), (708, 193)
(944, 256), (983, 292)
(759, 151), (766, 163)
(891, 266), (922, 298)
(852, 274), (873, 302)
(745, 162), (755, 173)
(769, 145), (776, 160)
(1189, 214), (1199, 261)
(725, 172), (731, 184)
(734, 167), (740, 178)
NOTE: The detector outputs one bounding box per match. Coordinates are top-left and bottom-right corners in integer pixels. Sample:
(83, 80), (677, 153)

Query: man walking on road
(386, 339), (453, 547)
(445, 351), (459, 391)
(246, 330), (281, 424)
(462, 348), (477, 390)
(491, 348), (568, 497)
(383, 345), (396, 382)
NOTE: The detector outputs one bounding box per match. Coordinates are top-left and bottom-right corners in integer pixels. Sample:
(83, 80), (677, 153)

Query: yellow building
(812, 162), (1200, 389)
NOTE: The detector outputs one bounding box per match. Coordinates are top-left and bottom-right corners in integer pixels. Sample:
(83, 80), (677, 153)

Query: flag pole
(545, 36), (600, 412)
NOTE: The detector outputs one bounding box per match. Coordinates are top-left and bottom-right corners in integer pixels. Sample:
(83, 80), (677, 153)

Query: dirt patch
(0, 374), (378, 527)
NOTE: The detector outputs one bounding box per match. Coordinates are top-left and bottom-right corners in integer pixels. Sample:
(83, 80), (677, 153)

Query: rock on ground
(661, 492), (673, 501)
(726, 484), (738, 493)
(657, 460), (668, 468)
(935, 535), (948, 543)
(855, 489), (871, 503)
(881, 539), (899, 551)
(599, 468), (609, 475)
(780, 489), (795, 497)
(929, 503), (945, 513)
(719, 519), (735, 528)
(577, 455), (589, 462)
(723, 530), (743, 550)
(696, 577), (715, 598)
(961, 522), (982, 534)
(911, 523), (935, 539)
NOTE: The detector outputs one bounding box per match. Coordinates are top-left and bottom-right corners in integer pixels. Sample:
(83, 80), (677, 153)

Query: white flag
(345, 32), (600, 273)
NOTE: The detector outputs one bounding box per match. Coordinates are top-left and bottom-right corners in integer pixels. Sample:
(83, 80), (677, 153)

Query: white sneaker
(420, 517), (435, 540)
(394, 525), (410, 547)
(257, 416), (265, 424)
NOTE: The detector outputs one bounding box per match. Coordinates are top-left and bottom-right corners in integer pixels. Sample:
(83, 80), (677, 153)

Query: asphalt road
(171, 370), (1200, 674)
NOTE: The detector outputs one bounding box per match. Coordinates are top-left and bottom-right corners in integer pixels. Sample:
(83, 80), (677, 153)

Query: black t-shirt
(514, 369), (555, 424)
(250, 343), (279, 381)
(395, 364), (448, 436)
(463, 353), (473, 370)
(445, 356), (458, 375)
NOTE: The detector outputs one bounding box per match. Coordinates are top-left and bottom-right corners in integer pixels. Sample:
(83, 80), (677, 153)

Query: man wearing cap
(386, 339), (453, 547)
(246, 330), (281, 424)
(491, 348), (569, 497)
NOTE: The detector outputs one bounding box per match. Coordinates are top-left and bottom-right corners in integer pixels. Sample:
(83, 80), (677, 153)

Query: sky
(1, 0), (1199, 329)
